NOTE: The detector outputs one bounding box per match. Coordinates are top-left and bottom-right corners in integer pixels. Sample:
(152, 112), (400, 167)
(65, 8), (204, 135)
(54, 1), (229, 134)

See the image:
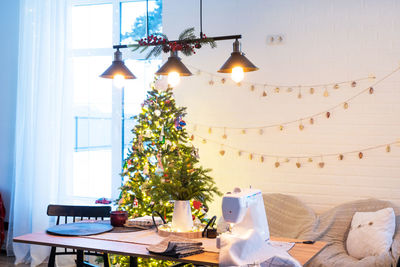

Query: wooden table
(14, 231), (326, 266)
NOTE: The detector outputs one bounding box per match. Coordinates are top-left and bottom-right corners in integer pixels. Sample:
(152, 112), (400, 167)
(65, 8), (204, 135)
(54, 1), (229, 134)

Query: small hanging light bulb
(113, 74), (126, 89)
(231, 66), (244, 83)
(167, 71), (180, 87)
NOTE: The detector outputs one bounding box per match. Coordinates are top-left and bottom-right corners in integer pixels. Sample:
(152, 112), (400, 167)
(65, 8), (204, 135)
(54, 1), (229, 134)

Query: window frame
(70, 0), (161, 203)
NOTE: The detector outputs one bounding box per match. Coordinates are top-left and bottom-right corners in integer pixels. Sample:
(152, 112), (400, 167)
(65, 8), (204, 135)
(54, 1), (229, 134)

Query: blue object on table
(46, 222), (113, 236)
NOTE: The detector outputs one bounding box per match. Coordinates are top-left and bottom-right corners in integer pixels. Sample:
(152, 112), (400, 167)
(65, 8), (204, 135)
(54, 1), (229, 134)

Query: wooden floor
(0, 251), (47, 267)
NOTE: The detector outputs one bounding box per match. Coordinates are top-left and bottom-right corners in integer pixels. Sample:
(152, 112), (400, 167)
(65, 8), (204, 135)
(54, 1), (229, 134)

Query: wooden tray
(157, 228), (204, 239)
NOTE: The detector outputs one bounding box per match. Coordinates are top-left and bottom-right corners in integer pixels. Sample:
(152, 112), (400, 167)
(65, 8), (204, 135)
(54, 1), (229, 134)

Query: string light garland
(189, 66), (400, 136)
(190, 132), (399, 168)
(188, 64), (376, 97)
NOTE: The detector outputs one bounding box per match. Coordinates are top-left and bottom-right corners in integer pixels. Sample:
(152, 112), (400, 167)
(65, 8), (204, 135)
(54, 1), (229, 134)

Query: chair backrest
(47, 205), (111, 225)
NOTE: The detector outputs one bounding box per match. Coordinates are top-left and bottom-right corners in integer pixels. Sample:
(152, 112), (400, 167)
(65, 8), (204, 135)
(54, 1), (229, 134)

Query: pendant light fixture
(100, 0), (259, 85)
(218, 39), (258, 83)
(155, 50), (192, 87)
(100, 45), (136, 88)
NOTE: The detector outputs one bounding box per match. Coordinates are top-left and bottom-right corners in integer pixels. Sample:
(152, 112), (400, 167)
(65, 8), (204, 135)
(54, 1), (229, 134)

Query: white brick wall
(163, 0), (400, 215)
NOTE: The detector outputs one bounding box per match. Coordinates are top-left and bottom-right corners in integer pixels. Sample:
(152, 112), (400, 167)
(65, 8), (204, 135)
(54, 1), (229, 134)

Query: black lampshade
(100, 49), (136, 79)
(155, 51), (192, 76)
(218, 40), (258, 73)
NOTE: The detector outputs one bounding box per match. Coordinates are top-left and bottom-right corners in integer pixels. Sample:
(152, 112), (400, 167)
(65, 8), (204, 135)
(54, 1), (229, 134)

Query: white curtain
(8, 0), (73, 266)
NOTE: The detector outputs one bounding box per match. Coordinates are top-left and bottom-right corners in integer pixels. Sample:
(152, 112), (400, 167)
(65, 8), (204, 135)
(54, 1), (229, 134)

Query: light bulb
(167, 71), (180, 87)
(231, 66), (244, 83)
(113, 74), (125, 88)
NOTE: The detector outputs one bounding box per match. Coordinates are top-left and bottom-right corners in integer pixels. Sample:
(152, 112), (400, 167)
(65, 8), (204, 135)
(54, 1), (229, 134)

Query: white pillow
(346, 207), (395, 259)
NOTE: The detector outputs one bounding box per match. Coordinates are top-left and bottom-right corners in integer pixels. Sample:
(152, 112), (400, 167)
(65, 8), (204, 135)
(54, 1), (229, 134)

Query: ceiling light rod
(137, 35), (242, 47)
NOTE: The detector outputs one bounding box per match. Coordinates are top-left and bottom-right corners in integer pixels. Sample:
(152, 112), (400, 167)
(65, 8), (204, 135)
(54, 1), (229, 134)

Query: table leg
(76, 250), (84, 267)
(129, 256), (138, 267)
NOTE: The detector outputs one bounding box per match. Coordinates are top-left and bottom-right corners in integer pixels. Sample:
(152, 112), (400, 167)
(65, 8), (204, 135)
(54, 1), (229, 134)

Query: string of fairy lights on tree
(188, 64), (376, 98)
(188, 66), (400, 137)
(189, 132), (398, 168)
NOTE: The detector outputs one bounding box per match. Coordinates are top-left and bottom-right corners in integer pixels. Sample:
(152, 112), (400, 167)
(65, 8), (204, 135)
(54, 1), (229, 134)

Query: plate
(46, 222), (113, 236)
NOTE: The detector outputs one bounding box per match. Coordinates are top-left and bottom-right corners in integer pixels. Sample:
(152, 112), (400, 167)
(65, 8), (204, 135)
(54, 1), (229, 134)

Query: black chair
(47, 205), (111, 267)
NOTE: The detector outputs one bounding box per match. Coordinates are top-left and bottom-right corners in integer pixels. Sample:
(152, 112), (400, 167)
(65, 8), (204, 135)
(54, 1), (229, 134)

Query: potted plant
(150, 144), (221, 231)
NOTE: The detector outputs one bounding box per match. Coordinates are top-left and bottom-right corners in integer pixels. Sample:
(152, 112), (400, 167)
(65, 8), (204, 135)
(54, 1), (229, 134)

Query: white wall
(0, 0), (19, 222)
(163, 0), (400, 215)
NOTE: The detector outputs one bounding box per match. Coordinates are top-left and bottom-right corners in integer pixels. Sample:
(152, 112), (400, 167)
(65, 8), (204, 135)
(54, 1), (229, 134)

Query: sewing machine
(221, 187), (270, 241)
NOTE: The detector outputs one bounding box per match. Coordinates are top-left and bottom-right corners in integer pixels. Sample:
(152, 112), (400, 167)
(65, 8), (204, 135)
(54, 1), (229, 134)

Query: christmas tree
(113, 80), (221, 266)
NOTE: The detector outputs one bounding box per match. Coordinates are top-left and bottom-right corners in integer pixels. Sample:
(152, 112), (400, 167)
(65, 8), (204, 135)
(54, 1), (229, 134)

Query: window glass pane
(72, 55), (112, 198)
(121, 0), (162, 44)
(73, 150), (111, 198)
(73, 56), (112, 115)
(72, 4), (113, 49)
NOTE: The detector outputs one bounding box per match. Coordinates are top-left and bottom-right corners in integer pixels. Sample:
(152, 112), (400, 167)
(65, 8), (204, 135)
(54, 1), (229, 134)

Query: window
(70, 0), (162, 203)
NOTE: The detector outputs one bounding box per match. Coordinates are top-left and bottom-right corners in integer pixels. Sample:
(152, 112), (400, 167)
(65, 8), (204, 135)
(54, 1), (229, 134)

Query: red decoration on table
(110, 211), (128, 227)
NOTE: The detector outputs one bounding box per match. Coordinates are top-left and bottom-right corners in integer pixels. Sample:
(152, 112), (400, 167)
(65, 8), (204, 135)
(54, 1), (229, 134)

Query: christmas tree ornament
(386, 145), (391, 152)
(318, 162), (325, 168)
(333, 84), (339, 89)
(190, 134), (195, 141)
(191, 147), (200, 159)
(154, 109), (161, 116)
(284, 158), (290, 163)
(258, 129), (264, 135)
(275, 161), (280, 168)
(262, 91), (267, 97)
(309, 87), (315, 94)
(275, 87), (280, 93)
(326, 112), (331, 118)
(287, 87), (293, 92)
(241, 129), (246, 134)
(351, 81), (357, 87)
(249, 154), (253, 160)
(250, 85), (255, 91)
(358, 152), (363, 159)
(296, 162), (301, 168)
(221, 78), (226, 84)
(219, 149), (225, 156)
(279, 125), (284, 131)
(369, 87), (374, 94)
(309, 118), (314, 124)
(343, 102), (349, 109)
(237, 82), (242, 87)
(338, 154), (344, 160)
(260, 156), (264, 163)
(208, 127), (212, 134)
(238, 150), (242, 156)
(299, 123), (304, 131)
(308, 158), (313, 162)
(202, 138), (207, 144)
(143, 163), (149, 175)
(323, 88), (329, 97)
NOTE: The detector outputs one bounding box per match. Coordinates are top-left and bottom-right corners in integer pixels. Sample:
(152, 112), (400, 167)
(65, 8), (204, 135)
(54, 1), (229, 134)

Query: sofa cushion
(263, 193), (317, 239)
(346, 207), (395, 260)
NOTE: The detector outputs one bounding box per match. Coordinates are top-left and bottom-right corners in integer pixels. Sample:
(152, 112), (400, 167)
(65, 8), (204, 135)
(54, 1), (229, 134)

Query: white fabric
(8, 0), (73, 266)
(218, 229), (301, 267)
(346, 207), (396, 260)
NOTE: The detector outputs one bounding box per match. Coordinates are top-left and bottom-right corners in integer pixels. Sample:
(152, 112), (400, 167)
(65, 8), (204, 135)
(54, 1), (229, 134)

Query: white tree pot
(171, 200), (193, 232)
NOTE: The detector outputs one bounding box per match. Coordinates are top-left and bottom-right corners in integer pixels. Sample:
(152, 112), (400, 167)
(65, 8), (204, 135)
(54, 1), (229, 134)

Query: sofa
(263, 193), (400, 267)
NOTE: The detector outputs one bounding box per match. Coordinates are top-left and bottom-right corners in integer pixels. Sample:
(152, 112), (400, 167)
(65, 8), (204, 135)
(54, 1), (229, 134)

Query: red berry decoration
(195, 43), (201, 49)
(193, 200), (202, 210)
